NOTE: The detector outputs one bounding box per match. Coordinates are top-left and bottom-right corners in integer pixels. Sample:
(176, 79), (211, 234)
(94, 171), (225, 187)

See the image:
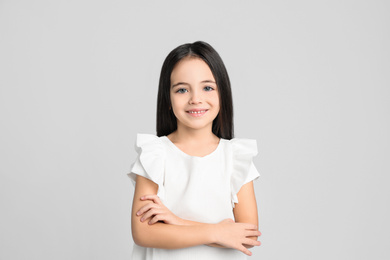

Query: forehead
(170, 57), (215, 83)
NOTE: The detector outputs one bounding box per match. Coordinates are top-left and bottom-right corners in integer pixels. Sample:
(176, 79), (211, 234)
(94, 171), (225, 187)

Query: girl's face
(170, 57), (220, 133)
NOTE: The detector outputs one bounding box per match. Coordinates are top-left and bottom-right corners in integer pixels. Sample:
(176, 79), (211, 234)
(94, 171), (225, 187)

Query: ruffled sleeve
(230, 138), (260, 208)
(127, 133), (166, 199)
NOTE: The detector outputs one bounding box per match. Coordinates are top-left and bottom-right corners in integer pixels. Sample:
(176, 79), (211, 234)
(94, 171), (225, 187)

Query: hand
(213, 219), (261, 256)
(136, 194), (185, 225)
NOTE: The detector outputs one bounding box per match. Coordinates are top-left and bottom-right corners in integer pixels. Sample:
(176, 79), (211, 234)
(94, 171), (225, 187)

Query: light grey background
(1, 0), (389, 259)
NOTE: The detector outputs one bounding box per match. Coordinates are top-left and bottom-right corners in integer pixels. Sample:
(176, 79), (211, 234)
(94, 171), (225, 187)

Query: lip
(186, 109), (208, 117)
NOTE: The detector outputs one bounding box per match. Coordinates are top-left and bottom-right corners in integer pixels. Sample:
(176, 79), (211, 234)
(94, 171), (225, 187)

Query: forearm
(179, 219), (255, 249)
(134, 198), (257, 249)
(132, 214), (252, 249)
(132, 220), (216, 249)
(169, 219), (222, 248)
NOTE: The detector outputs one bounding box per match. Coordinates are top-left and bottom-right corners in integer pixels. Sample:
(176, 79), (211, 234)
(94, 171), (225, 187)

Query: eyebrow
(171, 80), (216, 88)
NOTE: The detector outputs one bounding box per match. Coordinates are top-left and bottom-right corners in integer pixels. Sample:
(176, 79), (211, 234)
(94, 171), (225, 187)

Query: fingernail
(140, 196), (144, 200)
(140, 218), (144, 222)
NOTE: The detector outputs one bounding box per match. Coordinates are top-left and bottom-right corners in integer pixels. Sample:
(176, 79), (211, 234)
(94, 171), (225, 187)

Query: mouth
(186, 109), (208, 117)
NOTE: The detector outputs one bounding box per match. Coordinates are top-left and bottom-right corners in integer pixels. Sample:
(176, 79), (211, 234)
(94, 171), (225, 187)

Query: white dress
(128, 133), (260, 260)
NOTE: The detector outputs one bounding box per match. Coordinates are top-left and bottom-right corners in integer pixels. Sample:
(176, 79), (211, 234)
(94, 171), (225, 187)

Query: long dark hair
(156, 41), (234, 139)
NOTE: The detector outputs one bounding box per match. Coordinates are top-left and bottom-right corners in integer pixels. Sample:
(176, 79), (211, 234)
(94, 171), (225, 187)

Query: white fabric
(128, 133), (260, 260)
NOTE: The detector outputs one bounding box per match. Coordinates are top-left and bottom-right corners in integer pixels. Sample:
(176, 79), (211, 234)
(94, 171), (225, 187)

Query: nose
(188, 90), (202, 105)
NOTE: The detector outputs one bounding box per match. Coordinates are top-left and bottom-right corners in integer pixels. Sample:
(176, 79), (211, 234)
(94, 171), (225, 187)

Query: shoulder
(227, 137), (260, 207)
(130, 134), (167, 196)
(133, 133), (168, 164)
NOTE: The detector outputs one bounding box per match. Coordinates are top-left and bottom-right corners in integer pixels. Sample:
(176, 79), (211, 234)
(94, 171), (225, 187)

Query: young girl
(128, 41), (261, 259)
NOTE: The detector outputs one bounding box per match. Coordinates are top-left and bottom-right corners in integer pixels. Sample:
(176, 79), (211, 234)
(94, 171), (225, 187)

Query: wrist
(209, 223), (219, 244)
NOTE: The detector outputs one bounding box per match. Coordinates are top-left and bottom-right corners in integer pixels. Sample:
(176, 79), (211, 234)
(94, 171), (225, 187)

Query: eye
(176, 88), (188, 94)
(204, 86), (214, 91)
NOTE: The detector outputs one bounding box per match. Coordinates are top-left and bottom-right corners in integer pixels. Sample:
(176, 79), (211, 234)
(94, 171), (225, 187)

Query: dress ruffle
(230, 138), (260, 208)
(128, 133), (166, 199)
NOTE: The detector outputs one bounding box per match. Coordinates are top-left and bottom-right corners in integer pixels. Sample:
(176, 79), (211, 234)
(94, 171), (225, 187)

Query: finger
(140, 195), (161, 204)
(242, 223), (258, 230)
(238, 245), (252, 256)
(149, 215), (161, 225)
(246, 230), (262, 237)
(243, 238), (261, 247)
(136, 203), (154, 215)
(136, 203), (156, 216)
(141, 208), (162, 222)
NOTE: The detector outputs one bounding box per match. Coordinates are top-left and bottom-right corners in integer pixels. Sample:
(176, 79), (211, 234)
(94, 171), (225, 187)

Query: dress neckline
(162, 136), (224, 159)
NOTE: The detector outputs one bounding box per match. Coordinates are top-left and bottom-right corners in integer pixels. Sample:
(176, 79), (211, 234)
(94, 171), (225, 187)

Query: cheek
(212, 93), (220, 109)
(169, 93), (177, 108)
(170, 95), (184, 113)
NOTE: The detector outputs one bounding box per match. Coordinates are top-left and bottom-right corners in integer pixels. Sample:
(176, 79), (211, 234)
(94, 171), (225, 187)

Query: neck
(170, 124), (218, 143)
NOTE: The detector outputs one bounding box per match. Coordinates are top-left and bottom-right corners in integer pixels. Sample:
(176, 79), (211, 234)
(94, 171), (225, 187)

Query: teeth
(189, 110), (206, 114)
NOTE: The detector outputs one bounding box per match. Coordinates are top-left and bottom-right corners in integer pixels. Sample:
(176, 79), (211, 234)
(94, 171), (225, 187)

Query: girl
(128, 41), (261, 259)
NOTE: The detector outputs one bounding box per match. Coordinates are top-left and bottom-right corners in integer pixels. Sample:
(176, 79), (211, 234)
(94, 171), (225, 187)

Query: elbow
(131, 218), (161, 248)
(131, 228), (141, 246)
(132, 225), (150, 247)
(132, 234), (145, 247)
(131, 220), (148, 247)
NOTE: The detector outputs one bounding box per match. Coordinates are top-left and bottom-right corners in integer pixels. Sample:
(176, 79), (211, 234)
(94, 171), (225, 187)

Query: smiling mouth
(187, 110), (208, 114)
(186, 109), (208, 117)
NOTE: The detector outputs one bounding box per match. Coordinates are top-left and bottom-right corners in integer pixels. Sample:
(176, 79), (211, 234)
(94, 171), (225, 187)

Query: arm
(184, 181), (260, 248)
(233, 181), (260, 246)
(132, 175), (213, 248)
(131, 175), (260, 255)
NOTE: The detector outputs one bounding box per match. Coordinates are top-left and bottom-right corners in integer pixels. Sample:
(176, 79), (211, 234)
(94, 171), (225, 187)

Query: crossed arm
(131, 175), (261, 256)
